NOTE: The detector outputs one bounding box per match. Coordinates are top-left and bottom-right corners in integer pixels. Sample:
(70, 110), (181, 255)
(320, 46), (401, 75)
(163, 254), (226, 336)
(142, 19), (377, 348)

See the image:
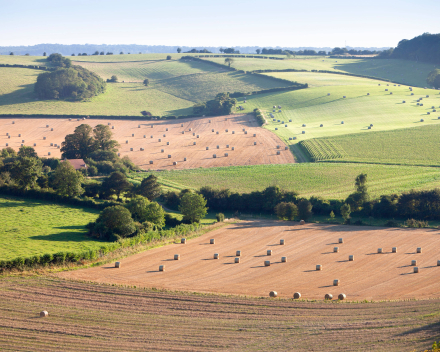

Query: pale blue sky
(1, 0), (438, 47)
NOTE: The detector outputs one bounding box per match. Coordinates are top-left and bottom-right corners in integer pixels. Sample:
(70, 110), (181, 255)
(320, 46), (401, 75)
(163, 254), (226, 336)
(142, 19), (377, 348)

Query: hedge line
(181, 56), (237, 71)
(254, 109), (266, 126)
(0, 114), (201, 121)
(230, 84), (307, 99)
(0, 63), (54, 71)
(194, 54), (284, 60)
(0, 221), (203, 272)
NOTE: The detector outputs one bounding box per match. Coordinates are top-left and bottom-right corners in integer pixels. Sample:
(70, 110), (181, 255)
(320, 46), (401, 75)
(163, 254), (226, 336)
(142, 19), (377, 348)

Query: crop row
(299, 139), (346, 161)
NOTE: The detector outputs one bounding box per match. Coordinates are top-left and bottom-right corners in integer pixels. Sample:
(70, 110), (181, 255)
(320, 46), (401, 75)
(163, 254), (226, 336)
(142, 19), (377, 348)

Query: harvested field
(1, 276), (439, 351)
(59, 221), (440, 301)
(0, 114), (294, 169)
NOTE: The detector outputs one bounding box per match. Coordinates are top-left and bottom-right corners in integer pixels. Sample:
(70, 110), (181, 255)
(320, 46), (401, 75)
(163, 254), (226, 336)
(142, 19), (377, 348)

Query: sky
(1, 0), (439, 48)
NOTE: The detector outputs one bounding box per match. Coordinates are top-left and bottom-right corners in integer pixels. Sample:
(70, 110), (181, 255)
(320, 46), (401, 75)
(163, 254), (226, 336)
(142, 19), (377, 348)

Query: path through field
(59, 221), (440, 301)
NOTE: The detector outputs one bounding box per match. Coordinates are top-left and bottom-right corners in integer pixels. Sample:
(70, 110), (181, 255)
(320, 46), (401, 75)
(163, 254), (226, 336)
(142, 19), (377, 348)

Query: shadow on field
(400, 321), (440, 337)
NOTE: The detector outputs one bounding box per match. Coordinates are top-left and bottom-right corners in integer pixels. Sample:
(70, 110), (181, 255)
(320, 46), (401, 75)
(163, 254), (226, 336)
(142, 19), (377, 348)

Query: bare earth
(0, 115), (295, 169)
(59, 221), (440, 301)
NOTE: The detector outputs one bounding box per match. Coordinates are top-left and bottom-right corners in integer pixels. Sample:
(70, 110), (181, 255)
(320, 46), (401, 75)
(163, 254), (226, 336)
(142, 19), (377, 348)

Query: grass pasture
(0, 196), (101, 261)
(130, 163), (440, 199)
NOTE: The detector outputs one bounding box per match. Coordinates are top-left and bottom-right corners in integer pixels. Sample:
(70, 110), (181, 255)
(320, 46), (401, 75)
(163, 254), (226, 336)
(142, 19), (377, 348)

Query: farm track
(0, 276), (439, 351)
(0, 114), (295, 170)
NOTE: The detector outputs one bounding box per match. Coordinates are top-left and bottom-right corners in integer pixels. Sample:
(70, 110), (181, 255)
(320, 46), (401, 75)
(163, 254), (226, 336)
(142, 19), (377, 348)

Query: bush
(166, 55), (171, 60)
(405, 218), (429, 228)
(216, 213), (225, 222)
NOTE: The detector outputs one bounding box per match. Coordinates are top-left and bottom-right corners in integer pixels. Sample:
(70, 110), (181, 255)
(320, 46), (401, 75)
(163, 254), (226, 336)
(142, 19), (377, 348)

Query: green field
(129, 163), (440, 199)
(0, 196), (102, 261)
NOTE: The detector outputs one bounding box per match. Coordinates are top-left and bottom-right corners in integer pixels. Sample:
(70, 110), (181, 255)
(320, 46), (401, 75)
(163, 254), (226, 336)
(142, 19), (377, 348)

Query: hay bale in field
(231, 147), (235, 151)
(224, 153), (228, 157)
(226, 129), (229, 133)
(327, 93), (330, 96)
(281, 256), (287, 262)
(428, 112), (431, 115)
(320, 124), (323, 127)
(118, 153), (120, 156)
(411, 260), (417, 266)
(193, 141), (196, 145)
(245, 131), (248, 134)
(392, 247), (397, 253)
(232, 131), (235, 134)
(139, 124), (141, 128)
(390, 92), (393, 95)
(130, 148), (133, 151)
(293, 292), (301, 299)
(235, 257), (240, 263)
(184, 157), (187, 161)
(414, 267), (419, 273)
(426, 95), (429, 98)
(280, 239), (285, 245)
(378, 248), (383, 253)
(316, 264), (322, 271)
(159, 265), (165, 271)
(275, 128), (278, 130)
(417, 247), (422, 253)
(161, 149), (164, 153)
(174, 254), (180, 260)
(18, 134), (21, 137)
(163, 134), (166, 137)
(267, 250), (272, 256)
(367, 93), (370, 95)
(339, 238), (343, 244)
(253, 133), (256, 137)
(276, 151), (281, 155)
(5, 143), (8, 147)
(50, 143), (53, 146)
(349, 255), (354, 261)
(210, 239), (215, 244)
(343, 96), (346, 98)
(302, 124), (306, 127)
(168, 155), (172, 158)
(115, 262), (121, 268)
(151, 135), (153, 138)
(236, 250), (241, 256)
(333, 279), (339, 286)
(181, 238), (186, 244)
(253, 142), (257, 145)
(368, 126), (371, 129)
(173, 161), (177, 165)
(421, 119), (424, 122)
(269, 291), (277, 297)
(264, 260), (271, 266)
(385, 89), (388, 91)
(302, 131), (305, 134)
(132, 133), (135, 137)
(216, 145), (220, 149)
(33, 143), (37, 147)
(143, 135), (146, 138)
(40, 311), (48, 318)
(341, 121), (344, 124)
(226, 144), (230, 148)
(213, 154), (216, 158)
(196, 135), (199, 138)
(167, 141), (170, 145)
(48, 152), (51, 156)
(181, 123), (184, 127)
(149, 160), (153, 164)
(189, 128), (192, 131)
(338, 293), (346, 300)
(437, 260), (440, 266)
(300, 220), (305, 225)
(216, 131), (219, 134)
(333, 246), (339, 253)
(325, 293), (333, 300)
(403, 101), (406, 103)
(214, 253), (219, 259)
(411, 93), (414, 95)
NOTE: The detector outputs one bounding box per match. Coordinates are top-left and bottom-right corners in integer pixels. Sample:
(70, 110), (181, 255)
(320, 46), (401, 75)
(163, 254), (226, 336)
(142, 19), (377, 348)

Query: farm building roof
(61, 159), (87, 170)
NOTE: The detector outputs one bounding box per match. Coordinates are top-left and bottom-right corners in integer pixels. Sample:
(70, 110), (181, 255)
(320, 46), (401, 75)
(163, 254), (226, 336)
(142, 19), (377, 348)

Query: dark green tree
(17, 146), (38, 158)
(125, 196), (165, 228)
(256, 49), (261, 54)
(10, 157), (43, 190)
(297, 199), (313, 221)
(109, 75), (118, 82)
(177, 48), (181, 53)
(100, 171), (132, 201)
(143, 78), (149, 86)
(92, 205), (136, 240)
(346, 173), (369, 212)
(427, 69), (440, 89)
(138, 175), (161, 200)
(224, 58), (234, 67)
(93, 124), (119, 152)
(52, 161), (84, 197)
(43, 52), (46, 56)
(61, 124), (95, 159)
(179, 192), (208, 223)
(340, 204), (351, 224)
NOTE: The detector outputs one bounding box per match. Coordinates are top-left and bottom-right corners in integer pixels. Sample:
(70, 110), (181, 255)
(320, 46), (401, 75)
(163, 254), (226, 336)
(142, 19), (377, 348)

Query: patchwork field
(1, 276), (439, 352)
(59, 220), (440, 301)
(0, 196), (101, 261)
(0, 115), (295, 170)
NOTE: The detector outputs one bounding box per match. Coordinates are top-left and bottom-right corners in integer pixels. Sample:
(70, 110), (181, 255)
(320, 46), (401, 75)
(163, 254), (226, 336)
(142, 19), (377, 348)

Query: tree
(427, 69), (440, 89)
(166, 55), (171, 60)
(125, 196), (165, 228)
(109, 75), (118, 82)
(52, 161), (84, 197)
(138, 175), (161, 200)
(17, 146), (38, 158)
(93, 124), (118, 152)
(297, 199), (313, 221)
(10, 157), (42, 190)
(100, 171), (132, 201)
(100, 51), (105, 55)
(93, 51), (99, 55)
(275, 202), (297, 220)
(179, 192), (208, 223)
(340, 204), (351, 224)
(120, 52), (124, 55)
(61, 124), (95, 159)
(43, 52), (46, 56)
(177, 47), (181, 53)
(92, 205), (136, 240)
(9, 52), (14, 55)
(224, 58), (234, 67)
(143, 78), (149, 86)
(219, 48), (224, 53)
(256, 49), (261, 54)
(346, 173), (369, 212)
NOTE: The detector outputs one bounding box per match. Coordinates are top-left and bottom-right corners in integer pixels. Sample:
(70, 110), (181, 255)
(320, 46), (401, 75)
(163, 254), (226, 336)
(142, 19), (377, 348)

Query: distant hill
(390, 33), (440, 64)
(0, 44), (390, 56)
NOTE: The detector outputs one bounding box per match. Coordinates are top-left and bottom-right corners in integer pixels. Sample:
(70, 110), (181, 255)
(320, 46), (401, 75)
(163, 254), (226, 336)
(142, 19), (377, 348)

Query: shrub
(216, 213), (225, 222)
(166, 55), (171, 60)
(405, 218), (429, 228)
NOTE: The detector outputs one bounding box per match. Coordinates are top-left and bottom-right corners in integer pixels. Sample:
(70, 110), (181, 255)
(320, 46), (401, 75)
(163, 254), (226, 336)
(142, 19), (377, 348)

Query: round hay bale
(402, 101), (406, 103)
(151, 135), (153, 138)
(181, 238), (186, 244)
(224, 153), (228, 157)
(367, 93), (370, 95)
(181, 123), (184, 127)
(327, 93), (330, 96)
(349, 255), (354, 261)
(132, 133), (135, 137)
(277, 145), (280, 149)
(264, 260), (271, 266)
(189, 128), (192, 131)
(46, 124), (49, 128)
(158, 139), (161, 142)
(143, 135), (146, 138)
(280, 239), (285, 245)
(269, 291), (277, 298)
(212, 129), (215, 132)
(320, 124), (323, 127)
(216, 131), (219, 134)
(174, 254), (180, 260)
(414, 267), (419, 273)
(48, 152), (51, 156)
(341, 121), (344, 124)
(50, 143), (53, 146)
(325, 293), (333, 300)
(184, 157), (187, 161)
(168, 155), (171, 158)
(115, 262), (121, 268)
(333, 279), (339, 286)
(338, 238), (343, 244)
(232, 131), (235, 134)
(302, 124), (306, 127)
(417, 247), (422, 253)
(149, 160), (153, 164)
(161, 149), (164, 153)
(226, 144), (230, 148)
(281, 256), (287, 262)
(206, 147), (209, 150)
(245, 131), (248, 134)
(390, 92), (393, 95)
(392, 247), (397, 253)
(163, 134), (166, 137)
(210, 239), (215, 244)
(302, 131), (305, 134)
(213, 154), (217, 158)
(428, 112), (431, 115)
(193, 142), (196, 145)
(334, 247), (339, 253)
(51, 128), (53, 131)
(378, 248), (383, 253)
(214, 253), (219, 259)
(276, 151), (281, 155)
(5, 143), (8, 147)
(253, 142), (257, 145)
(411, 260), (417, 266)
(130, 148), (133, 151)
(159, 265), (165, 271)
(197, 135), (199, 138)
(34, 143), (36, 147)
(293, 292), (301, 299)
(231, 147), (235, 151)
(338, 293), (346, 300)
(216, 145), (219, 149)
(208, 120), (211, 123)
(316, 264), (322, 271)
(40, 310), (48, 318)
(275, 128), (278, 130)
(299, 220), (305, 225)
(267, 250), (272, 256)
(343, 96), (346, 98)
(167, 142), (170, 145)
(411, 93), (414, 95)
(235, 257), (240, 263)
(253, 134), (256, 137)
(173, 161), (177, 165)
(18, 134), (21, 137)
(236, 250), (241, 256)
(437, 260), (440, 266)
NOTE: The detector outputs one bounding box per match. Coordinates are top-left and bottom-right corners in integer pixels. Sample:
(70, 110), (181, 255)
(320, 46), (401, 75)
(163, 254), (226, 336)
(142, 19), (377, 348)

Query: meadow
(0, 196), (102, 261)
(129, 163), (440, 199)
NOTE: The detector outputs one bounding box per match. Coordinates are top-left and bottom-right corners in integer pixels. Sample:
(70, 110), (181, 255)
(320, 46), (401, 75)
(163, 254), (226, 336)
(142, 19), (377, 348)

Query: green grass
(303, 124), (440, 166)
(0, 196), (102, 261)
(129, 163), (440, 199)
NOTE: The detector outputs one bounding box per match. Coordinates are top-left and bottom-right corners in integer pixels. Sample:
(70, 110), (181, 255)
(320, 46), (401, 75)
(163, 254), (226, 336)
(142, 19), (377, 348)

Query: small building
(61, 159), (87, 170)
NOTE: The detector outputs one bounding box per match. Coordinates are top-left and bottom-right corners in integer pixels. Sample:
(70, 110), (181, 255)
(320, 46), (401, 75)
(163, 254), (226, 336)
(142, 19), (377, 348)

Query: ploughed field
(0, 114), (294, 169)
(1, 276), (439, 352)
(59, 220), (440, 301)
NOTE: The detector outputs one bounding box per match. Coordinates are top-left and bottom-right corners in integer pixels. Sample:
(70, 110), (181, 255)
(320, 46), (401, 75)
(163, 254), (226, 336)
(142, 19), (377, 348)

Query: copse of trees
(390, 33), (440, 64)
(184, 48), (212, 53)
(34, 63), (106, 101)
(47, 53), (72, 67)
(193, 92), (237, 116)
(427, 69), (440, 89)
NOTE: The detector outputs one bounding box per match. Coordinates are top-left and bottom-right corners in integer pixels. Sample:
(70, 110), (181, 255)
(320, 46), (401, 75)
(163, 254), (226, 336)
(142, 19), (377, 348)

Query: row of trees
(193, 92), (237, 116)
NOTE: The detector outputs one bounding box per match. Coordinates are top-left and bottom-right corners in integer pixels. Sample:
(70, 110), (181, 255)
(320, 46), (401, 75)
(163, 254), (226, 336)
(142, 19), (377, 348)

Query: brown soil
(58, 221), (440, 301)
(0, 115), (295, 169)
(0, 276), (439, 351)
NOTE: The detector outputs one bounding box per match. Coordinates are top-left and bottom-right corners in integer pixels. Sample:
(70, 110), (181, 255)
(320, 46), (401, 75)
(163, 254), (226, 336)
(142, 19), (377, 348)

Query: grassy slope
(0, 196), (102, 261)
(129, 163), (440, 199)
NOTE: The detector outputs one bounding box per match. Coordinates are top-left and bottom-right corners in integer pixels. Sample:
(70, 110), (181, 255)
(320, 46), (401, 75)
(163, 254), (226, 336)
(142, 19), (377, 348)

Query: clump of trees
(427, 69), (440, 89)
(34, 60), (106, 101)
(387, 33), (440, 64)
(107, 75), (118, 83)
(193, 93), (237, 116)
(184, 48), (212, 53)
(47, 53), (72, 67)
